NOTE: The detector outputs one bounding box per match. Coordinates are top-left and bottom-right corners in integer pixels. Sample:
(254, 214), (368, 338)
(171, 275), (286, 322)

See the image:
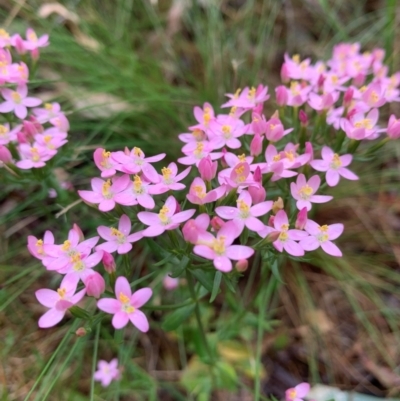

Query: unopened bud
(317, 74), (325, 88)
(182, 219), (198, 244)
(163, 274), (179, 291)
(264, 230), (280, 243)
(84, 272), (105, 298)
(272, 197), (284, 214)
(268, 215), (275, 227)
(387, 115), (400, 139)
(198, 155), (217, 181)
(305, 142), (313, 161)
(211, 216), (225, 232)
(248, 184), (266, 204)
(299, 110), (308, 126)
(0, 145), (12, 163)
(235, 259), (248, 272)
(275, 85), (288, 106)
(343, 88), (354, 108)
(76, 327), (88, 337)
(102, 251), (116, 274)
(220, 148), (228, 168)
(295, 207), (308, 230)
(280, 64), (290, 83)
(253, 166), (262, 183)
(250, 133), (263, 157)
(72, 224), (85, 242)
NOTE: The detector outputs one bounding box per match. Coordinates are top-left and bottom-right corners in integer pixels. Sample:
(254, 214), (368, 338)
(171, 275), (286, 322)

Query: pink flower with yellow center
(16, 144), (52, 169)
(290, 174), (332, 211)
(94, 359), (121, 387)
(0, 84), (41, 119)
(97, 276), (152, 331)
(285, 383), (310, 401)
(186, 177), (226, 205)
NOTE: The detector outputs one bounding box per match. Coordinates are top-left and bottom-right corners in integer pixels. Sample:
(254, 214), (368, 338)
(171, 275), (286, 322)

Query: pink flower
(222, 85), (269, 109)
(295, 208), (308, 230)
(27, 230), (54, 261)
(285, 382), (310, 401)
(198, 156), (217, 181)
(299, 220), (343, 257)
(114, 174), (155, 209)
(250, 133), (263, 156)
(275, 85), (288, 106)
(260, 210), (308, 257)
(94, 359), (121, 387)
(33, 102), (64, 123)
(290, 174), (333, 211)
(97, 276), (152, 331)
(0, 29), (11, 48)
(209, 114), (247, 149)
(187, 177), (226, 205)
(78, 175), (131, 212)
(387, 115), (400, 139)
(93, 148), (118, 178)
(215, 190), (272, 234)
(163, 274), (179, 291)
(24, 28), (49, 51)
(150, 162), (191, 194)
(102, 251), (116, 273)
(265, 117), (293, 142)
(0, 85), (41, 119)
(190, 102), (215, 131)
(96, 214), (143, 254)
(178, 128), (207, 144)
(112, 147), (165, 183)
(138, 195), (196, 237)
(310, 146), (358, 187)
(362, 82), (386, 108)
(182, 213), (210, 244)
(194, 221), (254, 272)
(84, 271), (105, 298)
(0, 123), (19, 145)
(178, 141), (222, 166)
(15, 144), (52, 169)
(0, 145), (12, 163)
(35, 275), (86, 328)
(308, 91), (339, 111)
(342, 108), (380, 140)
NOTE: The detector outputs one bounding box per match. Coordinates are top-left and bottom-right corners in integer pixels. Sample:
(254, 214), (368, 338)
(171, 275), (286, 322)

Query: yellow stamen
(102, 150), (110, 158)
(212, 236), (226, 254)
(102, 180), (112, 197)
(292, 54), (300, 63)
(193, 185), (206, 199)
(0, 29), (9, 39)
(61, 240), (71, 251)
(330, 154), (342, 169)
(235, 165), (244, 175)
(222, 125), (231, 137)
(133, 147), (142, 156)
(229, 106), (237, 116)
(162, 167), (172, 180)
(331, 75), (338, 84)
(247, 86), (256, 99)
(299, 185), (313, 199)
(192, 129), (204, 140)
(119, 292), (130, 303)
(194, 142), (204, 157)
(44, 135), (52, 144)
(290, 81), (300, 96)
(57, 288), (66, 299)
(237, 200), (250, 217)
(278, 231), (288, 242)
(158, 205), (170, 223)
(36, 239), (44, 254)
(354, 119), (372, 129)
(70, 253), (82, 264)
(238, 154), (246, 162)
(370, 91), (379, 103)
(0, 125), (8, 135)
(359, 85), (367, 93)
(233, 88), (241, 99)
(28, 31), (37, 41)
(285, 150), (295, 162)
(203, 107), (211, 125)
(11, 92), (21, 103)
(273, 154), (281, 162)
(44, 103), (53, 110)
(133, 175), (142, 192)
(288, 389), (297, 400)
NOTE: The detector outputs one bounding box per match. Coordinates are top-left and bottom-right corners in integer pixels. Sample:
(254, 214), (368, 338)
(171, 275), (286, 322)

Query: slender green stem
(186, 270), (214, 364)
(254, 268), (277, 401)
(90, 324), (101, 401)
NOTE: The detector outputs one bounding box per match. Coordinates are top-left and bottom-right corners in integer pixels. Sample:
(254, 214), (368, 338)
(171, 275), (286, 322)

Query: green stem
(90, 324), (100, 401)
(186, 270), (214, 364)
(254, 267), (277, 401)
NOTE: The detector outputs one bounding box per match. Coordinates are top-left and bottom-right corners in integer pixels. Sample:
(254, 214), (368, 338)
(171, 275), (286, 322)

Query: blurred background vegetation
(1, 0), (400, 400)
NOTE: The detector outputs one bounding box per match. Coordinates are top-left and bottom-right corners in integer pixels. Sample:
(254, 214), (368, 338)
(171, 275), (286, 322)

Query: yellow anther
(193, 185), (206, 199)
(212, 236), (226, 254)
(273, 154), (281, 162)
(0, 29), (9, 38)
(44, 135), (52, 143)
(290, 81), (300, 95)
(203, 107), (211, 124)
(359, 85), (367, 93)
(247, 86), (256, 99)
(331, 75), (338, 84)
(133, 175), (142, 191)
(28, 31), (37, 41)
(36, 239), (44, 254)
(133, 147), (142, 156)
(70, 253), (82, 263)
(299, 185), (313, 198)
(44, 103), (53, 110)
(269, 124), (276, 130)
(102, 150), (110, 158)
(330, 154), (342, 169)
(292, 54), (300, 63)
(192, 129), (204, 140)
(222, 125), (231, 137)
(73, 260), (85, 271)
(235, 165), (245, 175)
(319, 225), (329, 232)
(285, 150), (295, 162)
(229, 106), (237, 116)
(354, 119), (372, 129)
(278, 231), (288, 241)
(288, 389), (297, 400)
(102, 180), (112, 197)
(234, 88), (241, 99)
(36, 239), (43, 246)
(61, 240), (71, 251)
(119, 293), (130, 304)
(238, 154), (246, 162)
(158, 205), (170, 223)
(370, 91), (379, 103)
(162, 167), (172, 180)
(11, 92), (21, 103)
(0, 125), (7, 135)
(194, 142), (204, 156)
(237, 200), (250, 216)
(57, 288), (66, 299)
(111, 227), (124, 238)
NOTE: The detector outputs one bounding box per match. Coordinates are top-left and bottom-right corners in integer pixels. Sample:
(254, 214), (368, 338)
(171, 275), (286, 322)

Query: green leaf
(170, 256), (190, 278)
(161, 303), (196, 332)
(209, 271), (222, 303)
(222, 273), (236, 293)
(191, 269), (215, 293)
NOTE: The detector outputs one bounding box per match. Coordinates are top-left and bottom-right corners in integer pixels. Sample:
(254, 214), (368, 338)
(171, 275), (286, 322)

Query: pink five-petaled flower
(27, 230), (54, 261)
(285, 382), (311, 401)
(0, 84), (41, 119)
(310, 146), (358, 187)
(138, 195), (196, 237)
(290, 174), (333, 211)
(78, 174), (130, 212)
(96, 214), (143, 254)
(114, 174), (155, 209)
(94, 359), (121, 387)
(97, 276), (152, 331)
(194, 221), (254, 272)
(215, 190), (272, 235)
(15, 144), (52, 169)
(35, 274), (86, 328)
(260, 210), (308, 257)
(186, 177), (226, 205)
(23, 28), (49, 51)
(151, 162), (191, 194)
(299, 220), (343, 257)
(93, 148), (118, 178)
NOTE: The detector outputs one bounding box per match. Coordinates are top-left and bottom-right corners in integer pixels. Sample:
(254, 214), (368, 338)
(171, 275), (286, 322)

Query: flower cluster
(28, 42), (400, 337)
(0, 28), (69, 170)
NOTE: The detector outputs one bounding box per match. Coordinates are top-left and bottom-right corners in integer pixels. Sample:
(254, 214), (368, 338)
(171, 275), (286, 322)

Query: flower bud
(220, 148), (228, 168)
(76, 327), (88, 337)
(210, 216), (225, 232)
(198, 155), (217, 181)
(305, 142), (313, 161)
(272, 197), (284, 214)
(299, 110), (308, 127)
(295, 207), (308, 230)
(253, 166), (262, 183)
(343, 88), (354, 108)
(253, 103), (263, 115)
(275, 85), (288, 106)
(317, 74), (325, 89)
(16, 131), (28, 144)
(251, 113), (267, 135)
(174, 198), (181, 213)
(264, 230), (280, 243)
(11, 34), (26, 54)
(0, 145), (12, 163)
(102, 251), (116, 274)
(73, 224), (85, 242)
(163, 274), (179, 291)
(235, 259), (248, 272)
(182, 219), (199, 244)
(248, 184), (266, 204)
(387, 115), (400, 139)
(84, 272), (105, 298)
(268, 215), (275, 227)
(353, 73), (366, 87)
(250, 133), (263, 157)
(280, 63), (290, 83)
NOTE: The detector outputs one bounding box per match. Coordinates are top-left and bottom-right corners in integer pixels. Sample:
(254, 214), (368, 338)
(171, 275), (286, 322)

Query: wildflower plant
(5, 28), (399, 398)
